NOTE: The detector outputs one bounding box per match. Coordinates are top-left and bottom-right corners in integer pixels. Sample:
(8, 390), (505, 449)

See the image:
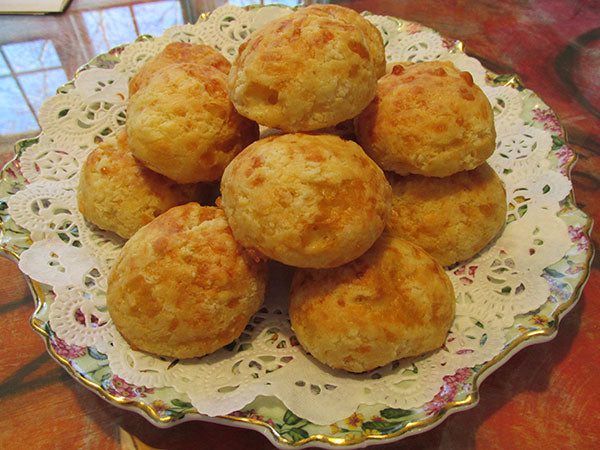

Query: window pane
(230, 0), (301, 6)
(229, 0), (261, 6)
(264, 0), (301, 6)
(0, 54), (10, 76)
(2, 40), (62, 73)
(18, 68), (68, 113)
(133, 1), (183, 37)
(0, 77), (38, 134)
(83, 7), (138, 55)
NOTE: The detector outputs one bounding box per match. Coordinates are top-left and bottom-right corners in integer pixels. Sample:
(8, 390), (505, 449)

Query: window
(0, 1), (184, 140)
(82, 1), (184, 54)
(0, 39), (67, 134)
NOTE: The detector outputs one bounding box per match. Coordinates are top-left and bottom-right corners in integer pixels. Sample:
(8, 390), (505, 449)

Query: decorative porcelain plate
(0, 5), (593, 448)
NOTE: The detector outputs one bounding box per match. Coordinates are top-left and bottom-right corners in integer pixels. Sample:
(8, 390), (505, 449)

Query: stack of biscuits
(77, 4), (506, 373)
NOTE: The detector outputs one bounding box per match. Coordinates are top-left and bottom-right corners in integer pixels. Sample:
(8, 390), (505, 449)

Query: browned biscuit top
(220, 133), (392, 268)
(107, 203), (268, 359)
(296, 4), (386, 78)
(355, 61), (496, 177)
(228, 8), (378, 132)
(128, 42), (231, 96)
(386, 163), (507, 266)
(289, 232), (456, 372)
(77, 130), (201, 239)
(127, 62), (258, 183)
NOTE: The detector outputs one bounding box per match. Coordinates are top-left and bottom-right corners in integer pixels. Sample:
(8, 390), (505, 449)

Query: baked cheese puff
(289, 232), (456, 373)
(220, 133), (392, 268)
(77, 131), (202, 239)
(128, 42), (231, 96)
(227, 8), (378, 132)
(387, 163), (507, 266)
(296, 4), (386, 78)
(127, 63), (259, 183)
(355, 61), (496, 177)
(107, 204), (268, 359)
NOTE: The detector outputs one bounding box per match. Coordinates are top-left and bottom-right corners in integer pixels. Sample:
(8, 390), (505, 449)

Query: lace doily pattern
(0, 5), (592, 448)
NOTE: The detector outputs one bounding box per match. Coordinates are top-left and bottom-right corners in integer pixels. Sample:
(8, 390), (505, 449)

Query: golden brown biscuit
(387, 163), (507, 266)
(228, 8), (378, 132)
(296, 4), (386, 78)
(77, 131), (201, 239)
(107, 204), (268, 359)
(355, 61), (496, 177)
(220, 133), (392, 268)
(127, 63), (259, 183)
(129, 42), (231, 96)
(289, 232), (456, 373)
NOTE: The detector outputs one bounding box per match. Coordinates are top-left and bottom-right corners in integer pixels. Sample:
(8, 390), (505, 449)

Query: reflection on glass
(0, 52), (11, 76)
(18, 69), (68, 113)
(0, 38), (68, 136)
(83, 2), (185, 53)
(0, 39), (67, 135)
(2, 39), (62, 73)
(230, 0), (301, 6)
(83, 6), (138, 54)
(133, 1), (184, 36)
(0, 77), (38, 134)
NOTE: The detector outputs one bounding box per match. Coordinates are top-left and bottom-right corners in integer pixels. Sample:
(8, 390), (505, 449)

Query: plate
(0, 5), (593, 448)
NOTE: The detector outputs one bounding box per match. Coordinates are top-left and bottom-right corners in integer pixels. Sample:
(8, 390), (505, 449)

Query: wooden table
(1, 1), (598, 448)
